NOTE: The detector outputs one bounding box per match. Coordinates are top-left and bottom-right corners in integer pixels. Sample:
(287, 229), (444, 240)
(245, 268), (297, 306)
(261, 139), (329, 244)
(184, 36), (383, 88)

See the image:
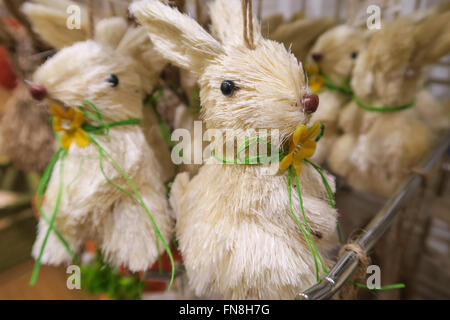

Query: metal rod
(297, 130), (450, 300)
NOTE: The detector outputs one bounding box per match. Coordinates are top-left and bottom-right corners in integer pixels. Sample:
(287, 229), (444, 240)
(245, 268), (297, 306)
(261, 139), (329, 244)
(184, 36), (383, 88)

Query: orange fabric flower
(280, 122), (321, 175)
(50, 104), (89, 150)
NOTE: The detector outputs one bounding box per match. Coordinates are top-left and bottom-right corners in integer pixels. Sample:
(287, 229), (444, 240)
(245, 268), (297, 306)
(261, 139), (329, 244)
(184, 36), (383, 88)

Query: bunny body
(24, 13), (173, 270)
(132, 0), (337, 299)
(173, 163), (336, 299)
(328, 15), (450, 196)
(34, 115), (171, 270)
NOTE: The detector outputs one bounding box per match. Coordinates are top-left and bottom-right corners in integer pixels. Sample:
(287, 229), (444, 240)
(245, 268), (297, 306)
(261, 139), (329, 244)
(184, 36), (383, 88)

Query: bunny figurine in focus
(132, 0), (338, 299)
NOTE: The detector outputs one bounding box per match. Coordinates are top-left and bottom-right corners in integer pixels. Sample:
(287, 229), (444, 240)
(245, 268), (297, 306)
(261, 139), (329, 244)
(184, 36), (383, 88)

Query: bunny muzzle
(301, 93), (319, 114)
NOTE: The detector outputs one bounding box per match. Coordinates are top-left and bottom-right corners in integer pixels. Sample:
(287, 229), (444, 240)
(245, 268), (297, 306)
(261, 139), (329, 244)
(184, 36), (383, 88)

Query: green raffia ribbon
(212, 123), (404, 290)
(353, 95), (415, 112)
(321, 73), (353, 96)
(351, 281), (405, 291)
(31, 148), (71, 285)
(31, 100), (175, 289)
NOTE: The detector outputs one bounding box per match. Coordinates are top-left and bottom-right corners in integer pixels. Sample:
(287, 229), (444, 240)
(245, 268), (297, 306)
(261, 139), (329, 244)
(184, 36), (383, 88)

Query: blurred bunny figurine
(328, 14), (450, 197)
(412, 3), (450, 134)
(24, 0), (175, 182)
(306, 25), (369, 164)
(268, 16), (335, 63)
(132, 0), (337, 299)
(23, 3), (173, 272)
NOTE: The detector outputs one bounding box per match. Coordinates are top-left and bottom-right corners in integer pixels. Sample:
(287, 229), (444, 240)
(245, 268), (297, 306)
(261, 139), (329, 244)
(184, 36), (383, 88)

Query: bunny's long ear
(21, 0), (88, 49)
(209, 0), (261, 45)
(130, 0), (223, 74)
(411, 11), (450, 69)
(117, 25), (167, 89)
(95, 17), (128, 48)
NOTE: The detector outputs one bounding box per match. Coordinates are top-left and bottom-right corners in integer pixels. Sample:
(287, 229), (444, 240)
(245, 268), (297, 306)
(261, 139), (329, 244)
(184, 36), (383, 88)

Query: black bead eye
(107, 74), (119, 87)
(350, 51), (358, 59)
(220, 80), (236, 97)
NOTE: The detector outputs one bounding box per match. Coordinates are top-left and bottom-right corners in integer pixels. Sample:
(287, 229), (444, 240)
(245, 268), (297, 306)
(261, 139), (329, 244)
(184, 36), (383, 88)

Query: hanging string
(86, 0), (95, 39)
(242, 0), (255, 50)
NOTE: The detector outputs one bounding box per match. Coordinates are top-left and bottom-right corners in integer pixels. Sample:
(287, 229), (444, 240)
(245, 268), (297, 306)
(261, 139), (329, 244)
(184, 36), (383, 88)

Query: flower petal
(72, 110), (85, 128)
(304, 122), (321, 141)
(49, 104), (66, 118)
(310, 81), (322, 94)
(66, 108), (76, 120)
(293, 160), (302, 176)
(60, 133), (74, 150)
(279, 153), (293, 170)
(293, 125), (307, 146)
(74, 128), (90, 148)
(52, 117), (62, 131)
(305, 63), (319, 75)
(294, 140), (316, 159)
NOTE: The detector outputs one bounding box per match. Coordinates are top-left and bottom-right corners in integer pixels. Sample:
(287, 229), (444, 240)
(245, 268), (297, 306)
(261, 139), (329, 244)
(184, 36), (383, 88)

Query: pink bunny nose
(311, 52), (323, 62)
(301, 94), (319, 114)
(28, 83), (47, 101)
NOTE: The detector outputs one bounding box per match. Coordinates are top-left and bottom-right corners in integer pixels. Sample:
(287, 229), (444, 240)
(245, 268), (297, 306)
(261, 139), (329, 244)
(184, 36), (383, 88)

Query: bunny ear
(130, 0), (223, 74)
(209, 0), (261, 45)
(411, 11), (450, 69)
(21, 1), (89, 49)
(117, 25), (167, 89)
(95, 17), (128, 48)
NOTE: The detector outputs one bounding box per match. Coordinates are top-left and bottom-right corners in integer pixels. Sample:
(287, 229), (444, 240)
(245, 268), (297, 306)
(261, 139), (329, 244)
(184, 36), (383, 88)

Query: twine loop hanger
(242, 0), (256, 50)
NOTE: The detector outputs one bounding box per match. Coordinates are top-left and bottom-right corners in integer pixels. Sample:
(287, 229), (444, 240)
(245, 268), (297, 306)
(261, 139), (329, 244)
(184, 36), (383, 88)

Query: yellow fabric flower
(280, 122), (321, 175)
(305, 63), (325, 94)
(50, 104), (90, 150)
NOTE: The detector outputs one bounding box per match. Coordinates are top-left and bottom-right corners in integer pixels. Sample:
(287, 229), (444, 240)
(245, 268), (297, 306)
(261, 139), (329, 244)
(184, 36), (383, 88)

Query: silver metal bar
(297, 130), (450, 300)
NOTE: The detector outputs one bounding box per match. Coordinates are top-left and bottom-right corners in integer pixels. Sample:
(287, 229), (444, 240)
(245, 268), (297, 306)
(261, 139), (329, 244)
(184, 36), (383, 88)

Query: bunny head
(23, 2), (165, 121)
(308, 25), (368, 84)
(351, 13), (450, 107)
(269, 16), (336, 63)
(131, 0), (318, 143)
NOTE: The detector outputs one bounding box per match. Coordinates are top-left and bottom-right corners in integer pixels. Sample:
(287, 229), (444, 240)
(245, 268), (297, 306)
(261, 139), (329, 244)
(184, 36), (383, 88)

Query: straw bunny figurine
(306, 25), (369, 164)
(328, 13), (450, 197)
(23, 4), (174, 272)
(23, 0), (175, 182)
(132, 0), (338, 299)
